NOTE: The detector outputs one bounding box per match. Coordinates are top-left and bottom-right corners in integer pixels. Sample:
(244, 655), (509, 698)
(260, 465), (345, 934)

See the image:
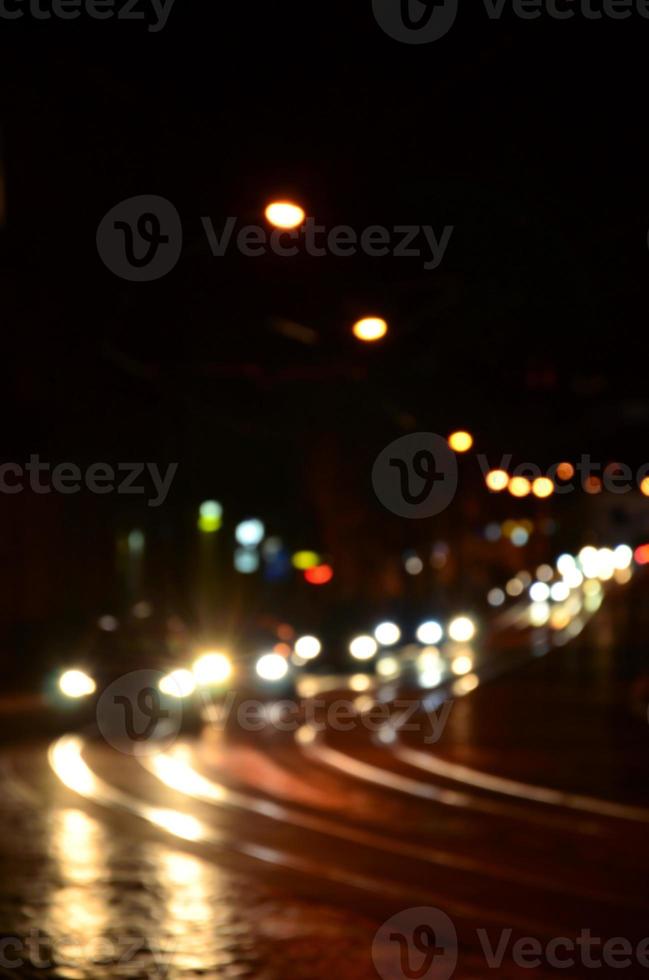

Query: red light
(304, 564), (333, 585)
(634, 545), (649, 565)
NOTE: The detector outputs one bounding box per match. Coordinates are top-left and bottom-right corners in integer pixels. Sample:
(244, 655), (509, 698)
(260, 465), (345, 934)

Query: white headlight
(374, 622), (401, 647)
(529, 582), (550, 603)
(416, 621), (443, 645)
(349, 636), (378, 661)
(294, 636), (321, 660)
(159, 669), (196, 698)
(235, 519), (265, 547)
(256, 653), (289, 682)
(59, 670), (96, 699)
(550, 581), (570, 602)
(193, 652), (232, 686)
(448, 616), (476, 643)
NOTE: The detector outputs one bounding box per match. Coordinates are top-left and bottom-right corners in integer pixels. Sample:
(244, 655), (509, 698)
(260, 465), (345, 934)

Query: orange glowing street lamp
(532, 476), (554, 499)
(485, 469), (509, 492)
(448, 431), (473, 453)
(508, 476), (532, 498)
(352, 317), (388, 342)
(264, 201), (306, 229)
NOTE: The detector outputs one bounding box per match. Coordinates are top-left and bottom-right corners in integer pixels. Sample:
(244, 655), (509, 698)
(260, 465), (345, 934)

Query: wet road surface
(1, 592), (649, 978)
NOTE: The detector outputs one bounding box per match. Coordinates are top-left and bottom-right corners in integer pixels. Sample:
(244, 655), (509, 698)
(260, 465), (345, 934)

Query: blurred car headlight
(192, 651), (232, 686)
(159, 669), (196, 698)
(255, 653), (289, 682)
(58, 669), (96, 699)
(448, 616), (477, 643)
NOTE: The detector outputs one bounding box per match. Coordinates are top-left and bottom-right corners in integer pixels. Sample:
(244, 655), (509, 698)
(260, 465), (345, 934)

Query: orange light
(304, 564), (334, 585)
(508, 476), (532, 498)
(448, 431), (473, 453)
(485, 469), (509, 492)
(277, 623), (295, 641)
(634, 544), (649, 565)
(532, 477), (554, 499)
(584, 476), (602, 495)
(556, 462), (575, 481)
(640, 477), (649, 497)
(273, 643), (291, 657)
(352, 317), (388, 342)
(264, 201), (305, 229)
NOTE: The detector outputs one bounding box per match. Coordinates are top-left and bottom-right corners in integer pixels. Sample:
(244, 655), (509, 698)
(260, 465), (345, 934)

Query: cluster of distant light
(348, 614), (476, 663)
(197, 501), (333, 586)
(197, 426), (478, 586)
(346, 616), (479, 695)
(485, 463), (649, 499)
(155, 633), (329, 700)
(486, 544), (635, 632)
(485, 468), (558, 499)
(145, 615), (480, 703)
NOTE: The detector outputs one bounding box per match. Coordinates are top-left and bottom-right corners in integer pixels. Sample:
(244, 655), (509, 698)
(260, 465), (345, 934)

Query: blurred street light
(508, 476), (532, 498)
(448, 431), (473, 453)
(485, 469), (509, 492)
(352, 317), (388, 342)
(264, 201), (305, 229)
(532, 477), (554, 499)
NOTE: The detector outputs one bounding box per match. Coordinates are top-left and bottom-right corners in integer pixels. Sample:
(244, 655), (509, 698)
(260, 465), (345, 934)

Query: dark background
(0, 0), (647, 659)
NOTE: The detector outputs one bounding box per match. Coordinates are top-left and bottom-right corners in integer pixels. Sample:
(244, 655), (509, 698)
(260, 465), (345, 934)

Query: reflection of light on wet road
(393, 744), (649, 824)
(147, 808), (204, 842)
(144, 744), (588, 914)
(52, 809), (108, 886)
(49, 735), (212, 843)
(156, 851), (218, 973)
(48, 736), (446, 904)
(47, 809), (111, 957)
(50, 737), (98, 796)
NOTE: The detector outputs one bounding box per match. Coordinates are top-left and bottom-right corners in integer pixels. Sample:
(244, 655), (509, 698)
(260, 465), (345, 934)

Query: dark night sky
(0, 1), (648, 561)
